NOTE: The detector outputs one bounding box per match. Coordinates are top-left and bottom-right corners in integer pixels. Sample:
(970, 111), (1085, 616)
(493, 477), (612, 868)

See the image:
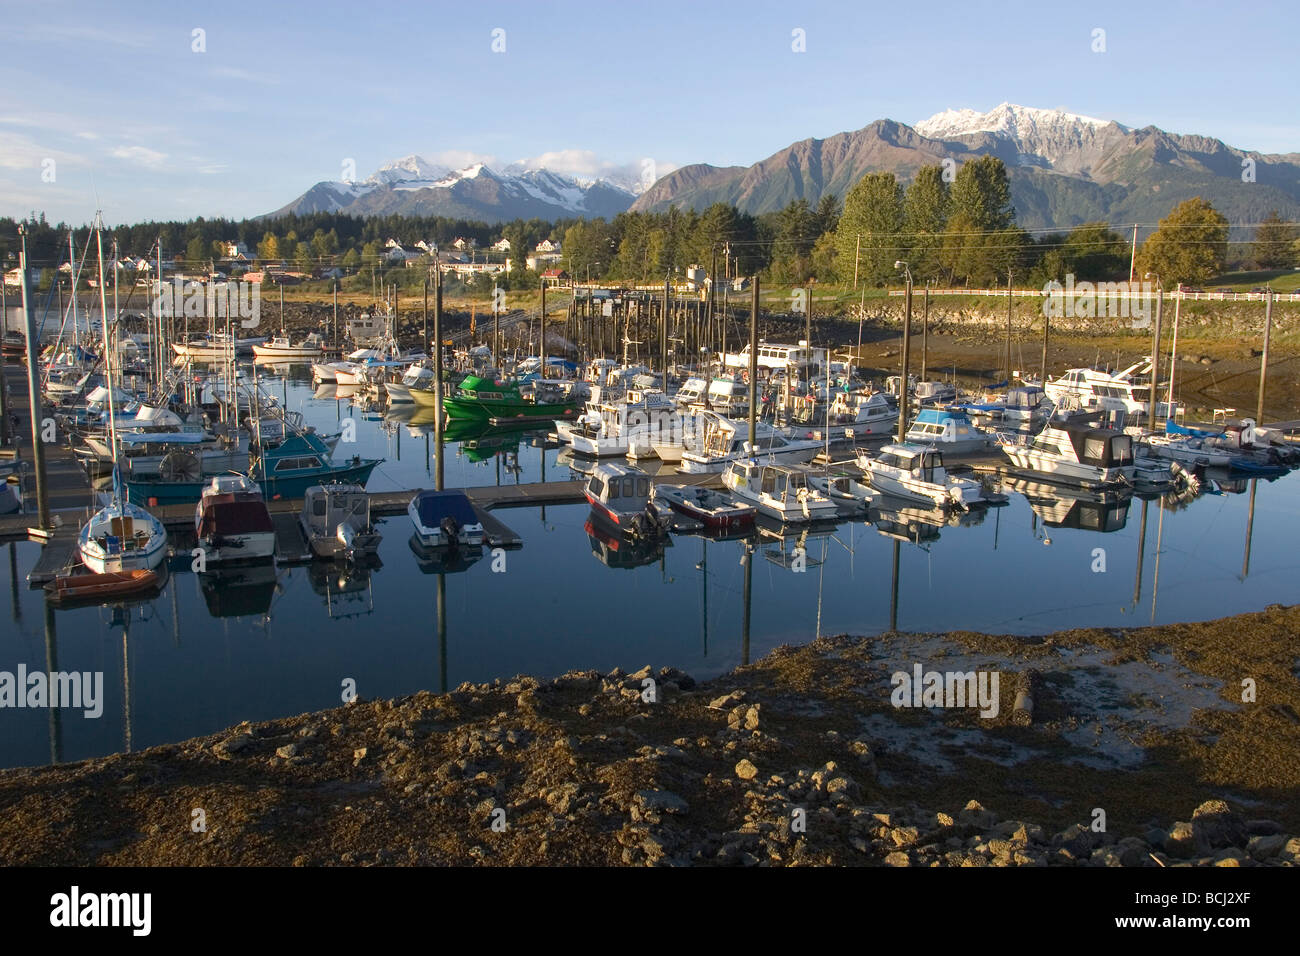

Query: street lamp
(1144, 271), (1163, 428)
(895, 261), (913, 440)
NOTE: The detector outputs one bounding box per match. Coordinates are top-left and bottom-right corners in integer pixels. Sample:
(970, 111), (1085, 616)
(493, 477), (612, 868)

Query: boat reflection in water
(307, 559), (378, 618)
(584, 513), (669, 570)
(870, 493), (987, 548)
(756, 516), (835, 570)
(408, 533), (483, 574)
(1005, 477), (1131, 534)
(198, 562), (277, 618)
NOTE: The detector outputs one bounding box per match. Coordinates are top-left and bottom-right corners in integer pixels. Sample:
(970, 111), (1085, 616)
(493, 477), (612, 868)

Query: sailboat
(78, 214), (169, 574)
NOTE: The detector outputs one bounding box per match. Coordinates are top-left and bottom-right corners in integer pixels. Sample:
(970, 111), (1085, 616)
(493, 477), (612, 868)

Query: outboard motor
(440, 515), (462, 548)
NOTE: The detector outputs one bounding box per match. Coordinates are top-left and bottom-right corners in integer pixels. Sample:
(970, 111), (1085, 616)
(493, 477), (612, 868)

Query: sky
(3, 0), (1298, 226)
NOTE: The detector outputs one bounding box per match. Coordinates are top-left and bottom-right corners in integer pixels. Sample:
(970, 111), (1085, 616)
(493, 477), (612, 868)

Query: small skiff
(45, 569), (162, 603)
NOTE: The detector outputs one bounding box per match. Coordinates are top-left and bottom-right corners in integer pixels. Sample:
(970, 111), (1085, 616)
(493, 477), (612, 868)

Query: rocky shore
(2, 605), (1298, 867)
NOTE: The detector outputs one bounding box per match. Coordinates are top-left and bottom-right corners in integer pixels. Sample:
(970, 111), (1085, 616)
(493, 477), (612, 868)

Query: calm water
(1, 366), (1298, 769)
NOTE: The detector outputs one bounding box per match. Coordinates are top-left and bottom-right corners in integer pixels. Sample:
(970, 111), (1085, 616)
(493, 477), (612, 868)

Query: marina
(4, 2), (1300, 885)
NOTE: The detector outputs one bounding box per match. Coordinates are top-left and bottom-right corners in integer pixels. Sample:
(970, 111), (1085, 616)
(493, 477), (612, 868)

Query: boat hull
(444, 398), (577, 422)
(128, 460), (380, 506)
(45, 569), (162, 603)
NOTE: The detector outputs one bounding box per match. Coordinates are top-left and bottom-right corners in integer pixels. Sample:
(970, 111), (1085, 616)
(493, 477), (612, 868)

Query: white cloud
(209, 66), (279, 85)
(111, 145), (168, 169)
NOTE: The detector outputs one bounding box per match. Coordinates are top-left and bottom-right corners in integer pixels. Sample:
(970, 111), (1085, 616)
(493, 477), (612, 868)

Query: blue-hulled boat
(127, 430), (381, 505)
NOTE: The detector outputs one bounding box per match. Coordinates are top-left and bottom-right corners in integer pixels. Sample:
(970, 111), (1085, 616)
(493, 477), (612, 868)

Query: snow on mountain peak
(913, 103), (1127, 171)
(916, 103), (1113, 139)
(367, 154), (451, 186)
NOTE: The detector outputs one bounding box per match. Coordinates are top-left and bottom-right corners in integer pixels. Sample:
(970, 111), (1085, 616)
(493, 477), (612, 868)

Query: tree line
(3, 157), (1297, 292)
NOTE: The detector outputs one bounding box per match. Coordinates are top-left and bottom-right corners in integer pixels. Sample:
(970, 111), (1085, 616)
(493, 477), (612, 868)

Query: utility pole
(748, 276), (759, 451)
(539, 279), (546, 373)
(19, 225), (50, 529)
(853, 235), (861, 290)
(1256, 287), (1273, 425)
(1128, 224), (1138, 284)
(332, 280), (338, 350)
(423, 277), (429, 351)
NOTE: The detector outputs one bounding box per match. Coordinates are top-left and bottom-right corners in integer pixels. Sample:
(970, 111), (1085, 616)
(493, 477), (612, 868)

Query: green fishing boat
(442, 374), (579, 423)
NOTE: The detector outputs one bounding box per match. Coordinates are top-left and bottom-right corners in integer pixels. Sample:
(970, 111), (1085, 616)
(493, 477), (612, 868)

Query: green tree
(1252, 210), (1297, 269)
(1059, 222), (1128, 281)
(813, 193), (842, 236)
(257, 232), (280, 262)
(949, 155), (1014, 231)
(836, 172), (903, 286)
(185, 236), (208, 267)
(941, 156), (1018, 284)
(342, 247), (361, 271)
(902, 165), (950, 281)
(293, 242), (313, 271)
(1138, 197), (1230, 285)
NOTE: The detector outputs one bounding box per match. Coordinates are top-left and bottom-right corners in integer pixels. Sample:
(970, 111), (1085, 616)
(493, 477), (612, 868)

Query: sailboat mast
(1166, 283), (1181, 424)
(95, 215), (120, 491)
(68, 232), (78, 344)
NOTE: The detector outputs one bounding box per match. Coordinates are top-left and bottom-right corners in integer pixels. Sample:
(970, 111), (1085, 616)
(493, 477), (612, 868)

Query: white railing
(886, 288), (1300, 301)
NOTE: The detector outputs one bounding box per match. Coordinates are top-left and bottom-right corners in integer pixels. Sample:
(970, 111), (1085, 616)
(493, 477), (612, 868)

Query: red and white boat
(194, 475), (276, 565)
(583, 462), (669, 537)
(652, 483), (755, 531)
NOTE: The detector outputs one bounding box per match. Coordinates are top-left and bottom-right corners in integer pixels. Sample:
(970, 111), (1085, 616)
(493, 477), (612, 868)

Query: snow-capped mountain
(367, 155), (453, 187)
(267, 156), (640, 222)
(632, 104), (1300, 232)
(914, 102), (1130, 174)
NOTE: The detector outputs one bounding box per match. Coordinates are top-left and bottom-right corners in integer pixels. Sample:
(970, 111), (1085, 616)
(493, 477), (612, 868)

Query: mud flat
(2, 605), (1298, 867)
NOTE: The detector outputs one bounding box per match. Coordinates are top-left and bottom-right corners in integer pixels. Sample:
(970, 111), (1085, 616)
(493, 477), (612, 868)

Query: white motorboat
(996, 415), (1137, 489)
(583, 462), (670, 536)
(300, 483), (382, 560)
(1140, 433), (1232, 469)
(904, 408), (993, 454)
(408, 489), (484, 549)
(679, 411), (823, 474)
(722, 459), (839, 523)
(826, 390), (898, 438)
(383, 362), (434, 404)
(857, 442), (988, 510)
(914, 381), (958, 406)
(193, 474), (276, 565)
(804, 469), (875, 513)
(252, 333), (325, 360)
(568, 389), (679, 458)
(1044, 365), (1176, 420)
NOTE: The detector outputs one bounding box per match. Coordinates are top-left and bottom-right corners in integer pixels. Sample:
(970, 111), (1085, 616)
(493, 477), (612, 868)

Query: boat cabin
(585, 462), (654, 523)
(874, 445), (950, 483)
(1033, 423), (1134, 468)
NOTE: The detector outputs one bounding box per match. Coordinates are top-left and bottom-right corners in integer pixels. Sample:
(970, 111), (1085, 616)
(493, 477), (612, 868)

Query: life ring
(741, 370), (750, 384)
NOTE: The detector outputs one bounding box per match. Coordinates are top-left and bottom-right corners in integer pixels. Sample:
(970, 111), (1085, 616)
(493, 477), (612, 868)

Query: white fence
(887, 288), (1300, 302)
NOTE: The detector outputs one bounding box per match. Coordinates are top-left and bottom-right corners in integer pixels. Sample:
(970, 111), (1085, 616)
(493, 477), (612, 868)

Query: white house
(452, 237), (477, 251)
(224, 241), (250, 258)
(491, 238), (511, 253)
(535, 239), (561, 254)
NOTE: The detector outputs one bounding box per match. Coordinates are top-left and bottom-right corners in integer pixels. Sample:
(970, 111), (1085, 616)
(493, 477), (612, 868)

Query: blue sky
(3, 0), (1297, 225)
